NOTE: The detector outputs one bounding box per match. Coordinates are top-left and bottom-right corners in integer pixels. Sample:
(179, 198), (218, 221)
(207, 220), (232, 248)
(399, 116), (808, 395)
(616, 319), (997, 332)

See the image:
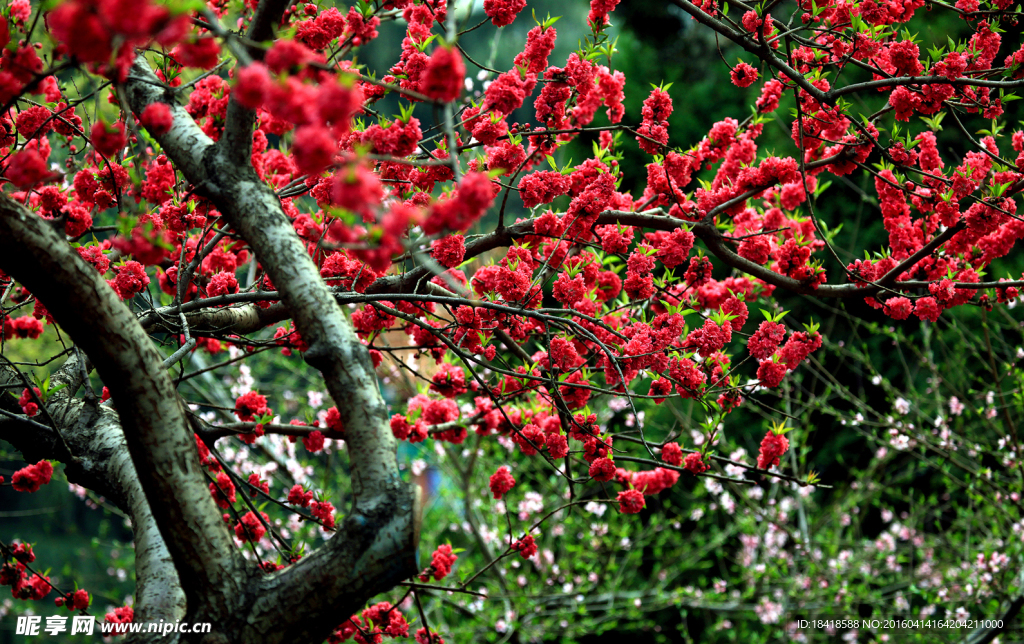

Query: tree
(1, 0), (1024, 641)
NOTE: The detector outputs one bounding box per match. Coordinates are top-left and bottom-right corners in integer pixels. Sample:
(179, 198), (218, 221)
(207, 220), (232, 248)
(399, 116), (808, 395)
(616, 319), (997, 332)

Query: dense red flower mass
(18, 387), (40, 416)
(432, 235), (466, 268)
(5, 149), (54, 188)
(209, 471), (236, 509)
(105, 606), (135, 634)
(748, 321), (786, 360)
(589, 457), (616, 481)
(288, 484), (314, 507)
(234, 511), (269, 542)
(484, 0), (528, 27)
(757, 359), (788, 388)
(90, 121), (126, 158)
(661, 442), (683, 466)
(512, 534), (538, 559)
(55, 588), (90, 611)
(4, 0), (1024, 639)
(730, 62), (759, 87)
(235, 391), (270, 422)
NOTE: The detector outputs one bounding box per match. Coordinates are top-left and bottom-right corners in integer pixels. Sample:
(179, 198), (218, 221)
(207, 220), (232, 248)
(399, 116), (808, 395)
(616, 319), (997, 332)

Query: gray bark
(0, 357), (187, 635)
(122, 53), (420, 642)
(0, 194), (243, 622)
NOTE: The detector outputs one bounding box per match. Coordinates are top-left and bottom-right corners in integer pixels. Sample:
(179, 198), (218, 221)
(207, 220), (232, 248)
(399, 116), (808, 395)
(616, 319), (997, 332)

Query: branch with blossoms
(4, 0), (1024, 640)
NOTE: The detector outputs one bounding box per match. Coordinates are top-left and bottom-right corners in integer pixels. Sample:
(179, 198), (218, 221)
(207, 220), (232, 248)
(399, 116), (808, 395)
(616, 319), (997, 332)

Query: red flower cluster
(288, 484), (314, 507)
(311, 500), (336, 529)
(730, 62), (759, 88)
(661, 442), (683, 466)
(589, 457), (616, 481)
(431, 235), (466, 269)
(484, 0), (527, 27)
(18, 387), (40, 416)
(90, 121), (126, 158)
(748, 321), (786, 360)
(617, 488), (645, 514)
(636, 88), (672, 154)
(512, 534), (538, 559)
(682, 452), (709, 475)
(423, 171), (497, 234)
(55, 588), (90, 611)
(489, 465), (516, 499)
(3, 315), (44, 340)
(47, 0), (187, 70)
(756, 430), (790, 470)
(420, 544), (458, 581)
(519, 171), (572, 209)
(110, 261), (150, 300)
(589, 0), (622, 26)
(421, 46), (465, 103)
(1, 562), (51, 600)
(302, 429), (326, 452)
(209, 471), (236, 509)
(105, 606), (134, 634)
(235, 391), (271, 422)
(234, 511), (269, 542)
(12, 461), (53, 493)
(333, 601), (409, 643)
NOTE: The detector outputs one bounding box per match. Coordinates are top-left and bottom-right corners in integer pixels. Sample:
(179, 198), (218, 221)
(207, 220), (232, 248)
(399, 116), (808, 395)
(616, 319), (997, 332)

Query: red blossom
(105, 606), (134, 634)
(302, 430), (326, 452)
(140, 103), (174, 137)
(589, 457), (616, 481)
(730, 62), (759, 88)
(617, 489), (645, 514)
(431, 235), (466, 268)
(11, 461), (53, 493)
(489, 465), (516, 499)
(420, 544), (458, 581)
(756, 430), (790, 469)
(172, 37), (221, 69)
(234, 511), (269, 542)
(483, 0), (527, 27)
(682, 452), (709, 475)
(661, 442), (683, 466)
(757, 359), (787, 388)
(421, 46), (465, 103)
(512, 534), (538, 559)
(5, 148), (56, 188)
(91, 121), (126, 158)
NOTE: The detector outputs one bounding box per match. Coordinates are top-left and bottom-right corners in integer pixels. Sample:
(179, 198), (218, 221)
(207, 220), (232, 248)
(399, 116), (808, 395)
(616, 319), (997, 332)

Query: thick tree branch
(0, 193), (242, 619)
(247, 0), (293, 43)
(0, 357), (187, 629)
(124, 54), (420, 642)
(219, 0), (293, 166)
